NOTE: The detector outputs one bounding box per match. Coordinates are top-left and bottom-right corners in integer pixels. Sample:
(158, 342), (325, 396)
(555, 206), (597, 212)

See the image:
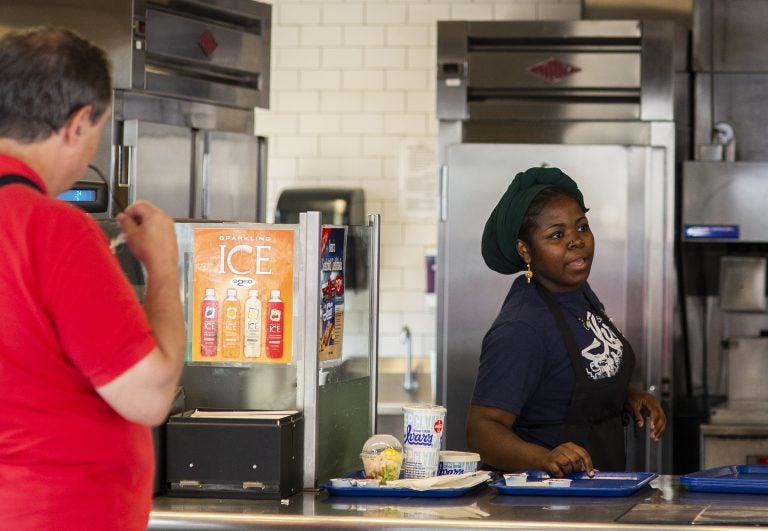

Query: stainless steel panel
(461, 120), (651, 145)
(640, 21), (690, 122)
(693, 0), (768, 72)
(198, 131), (262, 222)
(468, 52), (640, 89)
(0, 0), (143, 90)
(300, 212), (321, 489)
(467, 102), (640, 122)
(582, 0), (692, 29)
(701, 424), (768, 469)
(0, 0), (271, 109)
(144, 2), (270, 109)
(146, 7), (267, 73)
(123, 120), (193, 218)
(726, 337), (768, 408)
(436, 21), (469, 120)
(464, 20), (643, 40)
(694, 74), (768, 161)
(437, 143), (669, 461)
(437, 20), (686, 123)
(368, 214), (381, 437)
(114, 90), (255, 134)
(682, 162), (768, 241)
(144, 71), (264, 110)
(719, 257), (767, 312)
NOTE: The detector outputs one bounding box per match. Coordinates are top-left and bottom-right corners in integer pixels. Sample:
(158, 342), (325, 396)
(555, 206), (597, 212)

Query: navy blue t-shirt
(471, 275), (624, 449)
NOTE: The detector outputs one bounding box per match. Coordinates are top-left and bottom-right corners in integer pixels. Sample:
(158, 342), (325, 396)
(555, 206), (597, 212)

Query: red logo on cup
(434, 419), (444, 434)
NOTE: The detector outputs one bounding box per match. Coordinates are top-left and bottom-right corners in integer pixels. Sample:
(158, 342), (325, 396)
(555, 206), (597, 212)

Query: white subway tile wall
(257, 0), (581, 360)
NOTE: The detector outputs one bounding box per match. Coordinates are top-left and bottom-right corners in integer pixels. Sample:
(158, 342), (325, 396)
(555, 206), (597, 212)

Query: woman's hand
(626, 384), (667, 442)
(540, 442), (595, 478)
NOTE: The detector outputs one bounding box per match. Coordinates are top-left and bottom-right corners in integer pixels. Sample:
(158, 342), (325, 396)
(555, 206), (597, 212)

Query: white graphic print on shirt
(581, 310), (623, 380)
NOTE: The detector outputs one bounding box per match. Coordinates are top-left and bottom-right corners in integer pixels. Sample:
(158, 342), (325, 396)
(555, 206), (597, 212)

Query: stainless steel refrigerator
(436, 20), (690, 473)
(0, 0), (271, 221)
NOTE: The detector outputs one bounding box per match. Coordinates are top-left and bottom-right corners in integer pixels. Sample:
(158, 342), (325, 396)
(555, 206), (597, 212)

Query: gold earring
(524, 263), (533, 284)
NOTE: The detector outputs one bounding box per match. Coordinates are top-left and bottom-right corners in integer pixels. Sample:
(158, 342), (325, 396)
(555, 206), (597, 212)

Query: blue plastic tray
(490, 470), (657, 497)
(321, 470), (487, 498)
(681, 465), (768, 494)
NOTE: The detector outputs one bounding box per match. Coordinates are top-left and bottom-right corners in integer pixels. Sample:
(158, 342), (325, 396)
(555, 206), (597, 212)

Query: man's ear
(60, 105), (94, 146)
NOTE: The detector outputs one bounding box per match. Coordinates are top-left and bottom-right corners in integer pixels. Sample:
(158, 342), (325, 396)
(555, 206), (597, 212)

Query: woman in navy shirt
(467, 167), (666, 476)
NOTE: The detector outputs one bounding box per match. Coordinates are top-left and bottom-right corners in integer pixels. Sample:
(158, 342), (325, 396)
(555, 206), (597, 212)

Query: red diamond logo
(527, 57), (581, 83)
(198, 30), (218, 57)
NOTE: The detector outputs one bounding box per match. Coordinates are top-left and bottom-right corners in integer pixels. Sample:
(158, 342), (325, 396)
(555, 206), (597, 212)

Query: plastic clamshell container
(503, 473), (528, 486)
(360, 434), (404, 483)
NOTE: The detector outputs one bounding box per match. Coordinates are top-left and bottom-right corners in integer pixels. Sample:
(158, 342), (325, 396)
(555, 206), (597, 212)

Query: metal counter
(150, 475), (768, 530)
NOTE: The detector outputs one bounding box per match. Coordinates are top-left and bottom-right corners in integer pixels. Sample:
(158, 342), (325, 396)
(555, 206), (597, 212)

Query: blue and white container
(437, 451), (480, 476)
(402, 404), (447, 479)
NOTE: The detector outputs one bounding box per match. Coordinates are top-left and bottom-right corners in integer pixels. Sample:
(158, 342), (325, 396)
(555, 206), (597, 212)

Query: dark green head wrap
(481, 167), (588, 275)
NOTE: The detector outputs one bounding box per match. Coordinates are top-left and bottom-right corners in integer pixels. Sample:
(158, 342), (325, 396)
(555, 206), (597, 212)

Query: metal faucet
(400, 326), (419, 392)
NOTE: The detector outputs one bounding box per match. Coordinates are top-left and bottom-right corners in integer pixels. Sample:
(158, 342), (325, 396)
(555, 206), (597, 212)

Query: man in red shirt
(0, 27), (185, 530)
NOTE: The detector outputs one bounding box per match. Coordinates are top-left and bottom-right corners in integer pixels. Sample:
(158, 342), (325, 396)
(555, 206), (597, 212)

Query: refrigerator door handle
(439, 164), (448, 222)
(199, 131), (212, 220)
(201, 150), (211, 219)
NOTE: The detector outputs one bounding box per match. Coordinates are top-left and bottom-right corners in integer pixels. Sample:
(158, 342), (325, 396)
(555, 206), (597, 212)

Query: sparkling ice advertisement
(191, 227), (294, 364)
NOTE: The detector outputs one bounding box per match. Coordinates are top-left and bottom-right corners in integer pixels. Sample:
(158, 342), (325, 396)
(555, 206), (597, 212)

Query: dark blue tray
(321, 470), (487, 498)
(490, 470), (657, 497)
(681, 465), (768, 494)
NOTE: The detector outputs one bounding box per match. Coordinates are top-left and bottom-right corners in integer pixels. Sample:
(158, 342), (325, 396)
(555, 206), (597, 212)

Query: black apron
(0, 173), (43, 193)
(535, 281), (635, 471)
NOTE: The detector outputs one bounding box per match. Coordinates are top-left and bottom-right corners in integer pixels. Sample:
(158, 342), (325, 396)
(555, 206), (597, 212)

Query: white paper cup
(402, 404), (446, 479)
(437, 451), (480, 476)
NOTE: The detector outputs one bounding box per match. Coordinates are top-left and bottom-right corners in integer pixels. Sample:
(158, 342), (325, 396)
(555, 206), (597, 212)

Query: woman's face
(516, 194), (594, 292)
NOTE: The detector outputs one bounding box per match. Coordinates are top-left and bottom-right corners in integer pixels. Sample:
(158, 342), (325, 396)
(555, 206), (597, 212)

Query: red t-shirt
(0, 155), (158, 530)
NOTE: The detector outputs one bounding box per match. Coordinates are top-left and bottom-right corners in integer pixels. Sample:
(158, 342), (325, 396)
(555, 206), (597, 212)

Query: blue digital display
(683, 225), (740, 240)
(58, 189), (97, 202)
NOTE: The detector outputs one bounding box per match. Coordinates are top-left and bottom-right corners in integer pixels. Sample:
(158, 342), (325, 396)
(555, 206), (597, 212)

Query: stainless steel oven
(0, 0), (271, 222)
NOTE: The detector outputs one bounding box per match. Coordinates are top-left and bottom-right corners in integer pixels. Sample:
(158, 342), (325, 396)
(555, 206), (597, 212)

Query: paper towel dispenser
(275, 188), (364, 226)
(275, 188), (366, 290)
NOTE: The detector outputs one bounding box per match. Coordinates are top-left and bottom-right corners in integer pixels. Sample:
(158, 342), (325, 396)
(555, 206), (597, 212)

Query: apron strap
(582, 284), (630, 347)
(534, 281), (590, 384)
(0, 174), (44, 193)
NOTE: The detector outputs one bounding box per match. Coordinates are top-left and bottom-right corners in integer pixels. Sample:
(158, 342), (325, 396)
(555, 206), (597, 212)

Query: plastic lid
(361, 434), (403, 456)
(270, 289), (281, 298)
(227, 288), (237, 298)
(402, 403), (447, 413)
(438, 450), (480, 463)
(205, 288), (215, 297)
(248, 289), (259, 298)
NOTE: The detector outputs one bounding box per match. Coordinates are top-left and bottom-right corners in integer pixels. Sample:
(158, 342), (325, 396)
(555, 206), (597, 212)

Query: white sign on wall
(398, 138), (437, 220)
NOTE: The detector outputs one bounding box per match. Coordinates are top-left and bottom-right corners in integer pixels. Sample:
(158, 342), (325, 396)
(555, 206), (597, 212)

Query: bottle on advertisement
(266, 289), (284, 359)
(200, 288), (218, 357)
(243, 289), (262, 358)
(221, 288), (242, 359)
